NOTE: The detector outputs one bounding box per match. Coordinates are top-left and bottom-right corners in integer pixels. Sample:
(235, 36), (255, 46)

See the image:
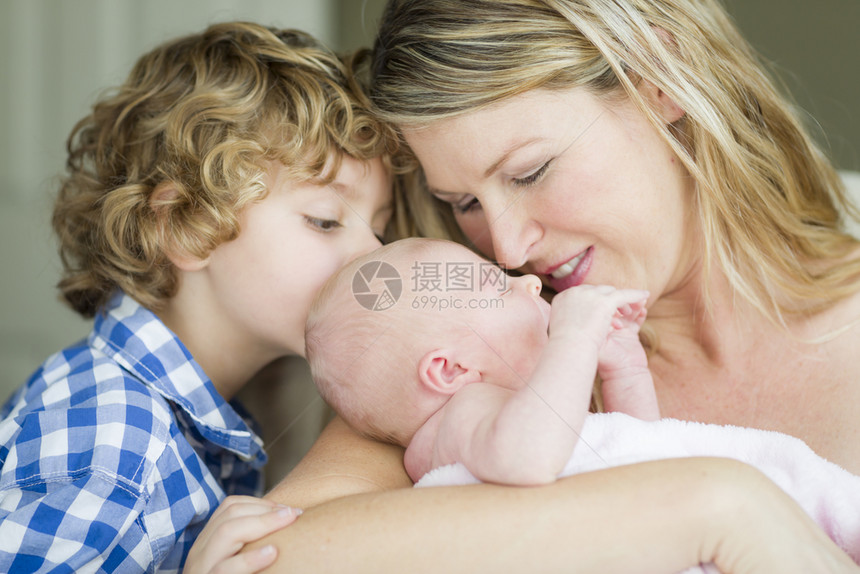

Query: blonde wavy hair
(54, 21), (395, 317)
(372, 0), (860, 326)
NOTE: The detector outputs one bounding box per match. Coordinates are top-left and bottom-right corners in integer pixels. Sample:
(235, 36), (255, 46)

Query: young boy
(0, 22), (393, 573)
(306, 237), (659, 485)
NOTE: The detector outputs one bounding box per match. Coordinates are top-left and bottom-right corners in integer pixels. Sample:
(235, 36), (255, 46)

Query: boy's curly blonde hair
(54, 21), (395, 317)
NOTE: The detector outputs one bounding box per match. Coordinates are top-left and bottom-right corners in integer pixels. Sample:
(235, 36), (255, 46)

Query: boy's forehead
(327, 153), (387, 181)
(324, 155), (392, 204)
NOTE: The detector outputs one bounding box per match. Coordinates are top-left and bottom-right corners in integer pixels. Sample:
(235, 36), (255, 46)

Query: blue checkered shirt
(0, 292), (267, 573)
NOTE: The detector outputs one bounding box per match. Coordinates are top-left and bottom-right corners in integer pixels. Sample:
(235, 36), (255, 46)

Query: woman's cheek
(456, 214), (496, 260)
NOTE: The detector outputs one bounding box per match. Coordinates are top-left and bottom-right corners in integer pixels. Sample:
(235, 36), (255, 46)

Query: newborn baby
(306, 237), (658, 484)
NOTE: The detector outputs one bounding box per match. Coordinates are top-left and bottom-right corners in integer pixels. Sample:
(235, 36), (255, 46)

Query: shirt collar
(89, 291), (266, 463)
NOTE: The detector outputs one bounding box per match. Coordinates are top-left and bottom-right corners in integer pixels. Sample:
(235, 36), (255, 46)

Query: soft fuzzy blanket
(416, 412), (860, 571)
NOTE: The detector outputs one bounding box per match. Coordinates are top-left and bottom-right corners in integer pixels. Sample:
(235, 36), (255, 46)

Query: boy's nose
(352, 228), (383, 260)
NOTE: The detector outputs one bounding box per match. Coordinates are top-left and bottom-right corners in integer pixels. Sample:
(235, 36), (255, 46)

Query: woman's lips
(545, 246), (593, 291)
(549, 249), (589, 279)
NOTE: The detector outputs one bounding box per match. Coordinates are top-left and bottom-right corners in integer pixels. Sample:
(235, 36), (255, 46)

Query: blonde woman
(251, 1), (860, 572)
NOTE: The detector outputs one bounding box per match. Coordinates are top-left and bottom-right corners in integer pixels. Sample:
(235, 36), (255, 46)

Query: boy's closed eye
(305, 216), (342, 232)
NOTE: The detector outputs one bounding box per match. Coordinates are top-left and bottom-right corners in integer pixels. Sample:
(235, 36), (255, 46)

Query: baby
(305, 237), (659, 485)
(306, 238), (860, 567)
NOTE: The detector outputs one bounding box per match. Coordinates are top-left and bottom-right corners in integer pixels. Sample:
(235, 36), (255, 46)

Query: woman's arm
(265, 416), (412, 509)
(258, 421), (857, 573)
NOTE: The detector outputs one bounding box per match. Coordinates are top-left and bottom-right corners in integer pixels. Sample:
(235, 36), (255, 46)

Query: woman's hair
(372, 0), (860, 324)
(54, 21), (395, 317)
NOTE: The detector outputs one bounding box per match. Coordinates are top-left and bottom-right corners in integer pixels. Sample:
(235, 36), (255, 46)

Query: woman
(369, 0), (860, 472)
(234, 1), (860, 571)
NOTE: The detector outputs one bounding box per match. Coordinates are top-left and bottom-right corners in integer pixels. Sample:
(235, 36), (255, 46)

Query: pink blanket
(415, 412), (860, 571)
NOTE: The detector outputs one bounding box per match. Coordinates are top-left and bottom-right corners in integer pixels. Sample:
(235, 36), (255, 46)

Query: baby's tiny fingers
(627, 289), (650, 303)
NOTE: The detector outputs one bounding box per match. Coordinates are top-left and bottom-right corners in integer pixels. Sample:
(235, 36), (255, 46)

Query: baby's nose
(520, 274), (542, 297)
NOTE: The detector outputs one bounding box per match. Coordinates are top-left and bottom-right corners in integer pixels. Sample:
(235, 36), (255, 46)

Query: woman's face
(403, 87), (696, 299)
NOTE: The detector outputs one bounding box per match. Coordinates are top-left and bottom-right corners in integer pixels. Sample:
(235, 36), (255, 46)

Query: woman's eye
(453, 196), (481, 214)
(305, 216), (341, 232)
(512, 160), (552, 188)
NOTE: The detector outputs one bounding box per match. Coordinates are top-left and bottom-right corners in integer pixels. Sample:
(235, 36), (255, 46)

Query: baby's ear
(417, 349), (482, 396)
(151, 182), (210, 271)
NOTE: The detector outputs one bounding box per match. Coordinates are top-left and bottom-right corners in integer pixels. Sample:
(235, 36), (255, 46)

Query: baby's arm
(430, 286), (650, 485)
(597, 298), (660, 420)
(414, 382), (522, 482)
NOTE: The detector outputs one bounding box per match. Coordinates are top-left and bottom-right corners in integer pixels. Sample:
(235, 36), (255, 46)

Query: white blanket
(416, 412), (860, 571)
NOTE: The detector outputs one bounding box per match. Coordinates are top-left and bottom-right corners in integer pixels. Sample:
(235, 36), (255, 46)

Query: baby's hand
(548, 285), (649, 349)
(584, 288), (656, 419)
(610, 296), (647, 332)
(600, 309), (650, 376)
(184, 495), (302, 574)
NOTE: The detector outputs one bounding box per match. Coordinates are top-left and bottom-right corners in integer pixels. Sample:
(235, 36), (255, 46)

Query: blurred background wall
(722, 0), (859, 171)
(0, 0), (857, 486)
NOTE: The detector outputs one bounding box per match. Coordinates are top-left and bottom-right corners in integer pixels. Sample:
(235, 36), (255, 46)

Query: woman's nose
(486, 203), (541, 271)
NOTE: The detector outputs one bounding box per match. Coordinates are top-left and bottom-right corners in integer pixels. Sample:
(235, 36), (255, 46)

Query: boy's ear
(151, 182), (210, 272)
(417, 349), (482, 396)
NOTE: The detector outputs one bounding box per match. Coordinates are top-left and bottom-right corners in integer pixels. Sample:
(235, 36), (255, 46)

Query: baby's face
(400, 240), (552, 388)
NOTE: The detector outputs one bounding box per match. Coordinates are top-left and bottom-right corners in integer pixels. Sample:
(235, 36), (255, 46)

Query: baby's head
(306, 238), (550, 445)
(306, 238), (451, 445)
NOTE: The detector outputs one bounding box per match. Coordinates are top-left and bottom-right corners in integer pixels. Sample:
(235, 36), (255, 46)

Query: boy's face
(204, 156), (392, 359)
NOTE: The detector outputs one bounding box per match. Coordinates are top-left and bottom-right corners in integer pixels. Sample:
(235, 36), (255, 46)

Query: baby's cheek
(513, 340), (543, 381)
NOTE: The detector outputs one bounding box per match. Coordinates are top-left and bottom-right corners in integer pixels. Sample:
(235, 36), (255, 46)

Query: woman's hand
(704, 460), (859, 573)
(184, 495), (302, 574)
